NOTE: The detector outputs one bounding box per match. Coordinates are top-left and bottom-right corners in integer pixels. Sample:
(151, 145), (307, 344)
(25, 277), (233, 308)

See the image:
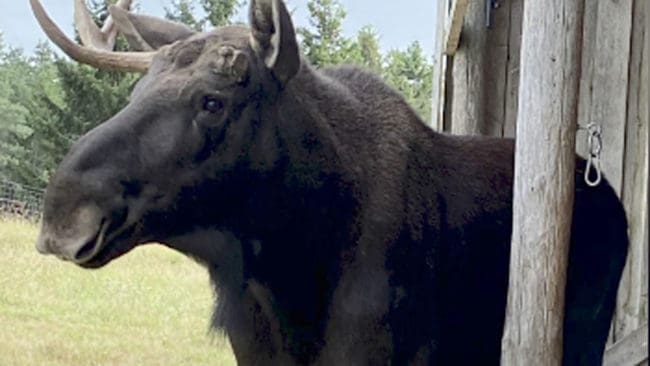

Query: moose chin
(31, 0), (628, 364)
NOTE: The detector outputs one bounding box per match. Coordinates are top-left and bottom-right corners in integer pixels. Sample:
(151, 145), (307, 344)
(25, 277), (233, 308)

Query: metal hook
(584, 155), (602, 187)
(486, 0), (499, 28)
(580, 122), (603, 187)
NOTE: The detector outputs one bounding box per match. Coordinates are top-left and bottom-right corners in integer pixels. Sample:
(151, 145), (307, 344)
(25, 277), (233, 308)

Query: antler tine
(75, 0), (133, 51)
(100, 0), (133, 33)
(30, 0), (153, 73)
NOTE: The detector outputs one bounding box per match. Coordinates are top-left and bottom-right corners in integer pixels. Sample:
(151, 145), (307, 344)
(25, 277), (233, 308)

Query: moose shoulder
(32, 0), (628, 365)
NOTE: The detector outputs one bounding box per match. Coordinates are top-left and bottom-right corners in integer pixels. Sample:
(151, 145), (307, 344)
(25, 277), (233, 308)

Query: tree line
(0, 0), (432, 189)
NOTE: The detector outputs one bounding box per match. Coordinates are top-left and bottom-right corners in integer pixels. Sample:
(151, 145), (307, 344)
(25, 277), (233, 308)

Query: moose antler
(74, 0), (131, 51)
(30, 0), (154, 72)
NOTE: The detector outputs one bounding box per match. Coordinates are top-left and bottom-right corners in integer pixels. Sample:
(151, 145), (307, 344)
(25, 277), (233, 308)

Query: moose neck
(203, 64), (365, 363)
(231, 63), (363, 237)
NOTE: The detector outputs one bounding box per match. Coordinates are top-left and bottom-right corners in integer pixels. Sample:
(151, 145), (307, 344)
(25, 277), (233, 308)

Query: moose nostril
(35, 235), (54, 255)
(120, 180), (142, 198)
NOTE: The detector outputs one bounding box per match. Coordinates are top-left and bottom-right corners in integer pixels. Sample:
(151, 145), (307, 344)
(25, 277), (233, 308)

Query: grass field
(0, 219), (236, 365)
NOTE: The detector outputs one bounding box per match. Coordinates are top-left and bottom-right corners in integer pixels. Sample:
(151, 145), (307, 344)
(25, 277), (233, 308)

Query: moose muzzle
(35, 202), (110, 264)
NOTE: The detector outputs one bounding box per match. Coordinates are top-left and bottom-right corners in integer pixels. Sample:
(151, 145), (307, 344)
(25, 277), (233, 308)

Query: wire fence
(0, 180), (44, 221)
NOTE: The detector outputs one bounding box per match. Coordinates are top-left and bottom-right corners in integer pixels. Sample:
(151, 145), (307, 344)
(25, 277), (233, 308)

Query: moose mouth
(74, 215), (140, 269)
(36, 202), (149, 268)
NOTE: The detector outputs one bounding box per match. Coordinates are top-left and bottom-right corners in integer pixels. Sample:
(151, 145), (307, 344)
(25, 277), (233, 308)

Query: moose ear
(249, 0), (300, 85)
(108, 5), (196, 51)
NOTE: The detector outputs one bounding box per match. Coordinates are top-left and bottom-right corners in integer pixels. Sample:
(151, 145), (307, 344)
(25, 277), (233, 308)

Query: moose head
(33, 0), (319, 268)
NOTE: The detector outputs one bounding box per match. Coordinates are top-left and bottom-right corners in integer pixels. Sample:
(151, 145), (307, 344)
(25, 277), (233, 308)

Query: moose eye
(203, 96), (224, 113)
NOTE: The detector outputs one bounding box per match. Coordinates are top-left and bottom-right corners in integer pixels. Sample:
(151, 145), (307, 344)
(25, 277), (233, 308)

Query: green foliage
(21, 61), (137, 187)
(351, 26), (383, 73)
(201, 0), (242, 27)
(165, 0), (203, 30)
(0, 3), (137, 188)
(0, 37), (62, 185)
(298, 0), (433, 121)
(298, 0), (353, 67)
(383, 42), (433, 122)
(165, 0), (241, 29)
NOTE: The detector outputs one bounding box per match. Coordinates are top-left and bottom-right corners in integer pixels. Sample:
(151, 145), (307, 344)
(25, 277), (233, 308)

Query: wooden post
(603, 323), (649, 366)
(444, 0), (470, 56)
(449, 0), (488, 136)
(500, 0), (585, 364)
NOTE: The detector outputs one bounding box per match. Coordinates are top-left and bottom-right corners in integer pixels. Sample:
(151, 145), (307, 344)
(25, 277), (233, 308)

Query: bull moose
(32, 0), (628, 364)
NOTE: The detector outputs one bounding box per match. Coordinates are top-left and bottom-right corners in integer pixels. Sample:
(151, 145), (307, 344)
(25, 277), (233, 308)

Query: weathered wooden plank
(576, 0), (599, 156)
(442, 53), (454, 133)
(603, 323), (648, 366)
(430, 0), (448, 130)
(576, 0), (633, 196)
(449, 0), (487, 136)
(503, 0), (523, 138)
(500, 0), (584, 364)
(444, 0), (470, 55)
(484, 0), (510, 137)
(616, 0), (649, 343)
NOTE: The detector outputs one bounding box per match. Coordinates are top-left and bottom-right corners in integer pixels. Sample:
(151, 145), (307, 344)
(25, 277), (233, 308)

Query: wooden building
(432, 0), (648, 364)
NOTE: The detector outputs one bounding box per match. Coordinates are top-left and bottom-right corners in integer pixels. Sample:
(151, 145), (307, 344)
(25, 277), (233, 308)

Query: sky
(0, 0), (437, 57)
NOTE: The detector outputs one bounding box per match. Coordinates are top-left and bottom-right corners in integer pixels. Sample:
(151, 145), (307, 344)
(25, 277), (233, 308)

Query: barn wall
(576, 0), (633, 197)
(614, 0), (648, 346)
(449, 0), (488, 136)
(440, 0), (523, 137)
(434, 0), (648, 360)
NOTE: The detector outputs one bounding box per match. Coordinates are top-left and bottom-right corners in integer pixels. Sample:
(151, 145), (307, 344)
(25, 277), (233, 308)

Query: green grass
(0, 219), (236, 365)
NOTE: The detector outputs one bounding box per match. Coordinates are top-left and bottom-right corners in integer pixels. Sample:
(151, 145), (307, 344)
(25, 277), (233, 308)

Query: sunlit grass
(0, 219), (236, 365)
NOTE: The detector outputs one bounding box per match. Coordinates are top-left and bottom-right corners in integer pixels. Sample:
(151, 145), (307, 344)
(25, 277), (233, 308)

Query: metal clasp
(579, 123), (603, 187)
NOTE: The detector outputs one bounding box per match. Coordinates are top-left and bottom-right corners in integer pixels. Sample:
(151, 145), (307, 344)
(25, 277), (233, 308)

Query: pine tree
(165, 0), (241, 29)
(297, 0), (433, 121)
(1, 1), (138, 187)
(201, 0), (241, 27)
(165, 0), (203, 30)
(382, 42), (433, 121)
(298, 0), (351, 67)
(349, 26), (382, 73)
